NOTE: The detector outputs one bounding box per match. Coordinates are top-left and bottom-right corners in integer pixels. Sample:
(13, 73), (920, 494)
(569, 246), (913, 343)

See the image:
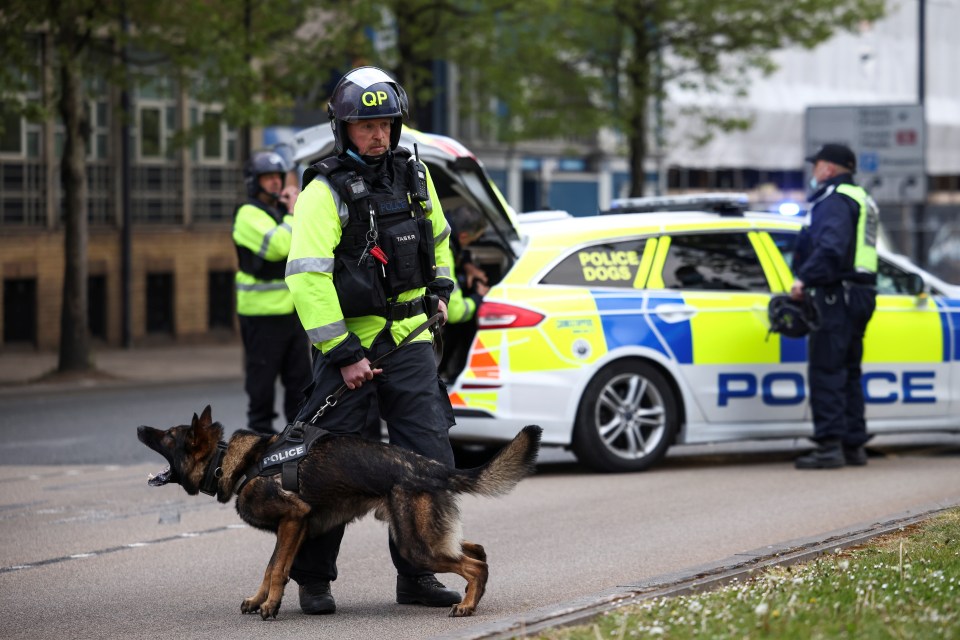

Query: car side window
(876, 258), (918, 295)
(540, 239), (648, 288)
(768, 231), (799, 270)
(660, 232), (770, 292)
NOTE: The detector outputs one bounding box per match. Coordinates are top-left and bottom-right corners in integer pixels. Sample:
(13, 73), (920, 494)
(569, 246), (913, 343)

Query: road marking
(0, 523), (249, 575)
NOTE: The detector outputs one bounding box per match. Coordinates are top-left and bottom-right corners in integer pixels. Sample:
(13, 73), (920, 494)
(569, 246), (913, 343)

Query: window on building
(88, 274), (107, 340)
(203, 111), (222, 159)
(146, 272), (174, 334)
(190, 106), (236, 164)
(87, 96), (110, 160)
(140, 106), (162, 158)
(1, 106), (23, 154)
(208, 270), (235, 330)
(3, 277), (37, 345)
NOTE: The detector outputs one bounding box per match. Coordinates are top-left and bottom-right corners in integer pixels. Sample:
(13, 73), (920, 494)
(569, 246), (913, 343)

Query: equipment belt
(387, 297), (426, 320)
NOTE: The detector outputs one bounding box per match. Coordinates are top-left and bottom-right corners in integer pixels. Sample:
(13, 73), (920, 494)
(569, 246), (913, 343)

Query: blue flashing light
(778, 202), (802, 216)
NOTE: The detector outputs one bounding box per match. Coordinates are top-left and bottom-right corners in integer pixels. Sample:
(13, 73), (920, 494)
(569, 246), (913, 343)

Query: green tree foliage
(321, 0), (885, 197)
(564, 0), (889, 196)
(0, 0), (318, 371)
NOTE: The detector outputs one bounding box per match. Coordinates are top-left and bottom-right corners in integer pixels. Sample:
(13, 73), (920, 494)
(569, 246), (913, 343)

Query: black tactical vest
(233, 199), (288, 281)
(305, 150), (436, 318)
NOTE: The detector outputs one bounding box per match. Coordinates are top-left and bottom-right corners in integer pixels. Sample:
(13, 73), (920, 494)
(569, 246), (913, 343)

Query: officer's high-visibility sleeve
(447, 282), (481, 324)
(285, 179), (363, 366)
(232, 204), (293, 262)
(425, 165), (456, 302)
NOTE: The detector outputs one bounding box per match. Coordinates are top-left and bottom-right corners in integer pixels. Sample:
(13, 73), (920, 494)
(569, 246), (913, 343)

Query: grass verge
(536, 508), (959, 639)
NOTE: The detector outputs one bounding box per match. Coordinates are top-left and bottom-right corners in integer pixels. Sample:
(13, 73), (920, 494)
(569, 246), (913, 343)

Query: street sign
(805, 105), (926, 204)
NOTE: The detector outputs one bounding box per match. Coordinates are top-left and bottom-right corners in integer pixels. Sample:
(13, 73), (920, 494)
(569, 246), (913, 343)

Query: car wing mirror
(905, 273), (926, 297)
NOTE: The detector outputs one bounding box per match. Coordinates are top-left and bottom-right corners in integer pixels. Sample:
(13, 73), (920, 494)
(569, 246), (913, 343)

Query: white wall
(661, 0), (960, 174)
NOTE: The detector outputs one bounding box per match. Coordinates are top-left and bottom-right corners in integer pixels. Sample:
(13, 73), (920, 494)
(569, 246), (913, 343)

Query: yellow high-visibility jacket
(233, 200), (295, 316)
(285, 158), (455, 366)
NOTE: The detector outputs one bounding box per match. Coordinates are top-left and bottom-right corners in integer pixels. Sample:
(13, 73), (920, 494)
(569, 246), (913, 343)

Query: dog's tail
(451, 425), (542, 497)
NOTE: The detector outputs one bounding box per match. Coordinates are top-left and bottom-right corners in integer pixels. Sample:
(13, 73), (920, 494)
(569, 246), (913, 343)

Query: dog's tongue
(147, 467), (172, 486)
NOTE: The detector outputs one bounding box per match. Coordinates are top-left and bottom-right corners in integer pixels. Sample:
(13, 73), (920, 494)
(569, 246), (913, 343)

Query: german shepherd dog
(137, 406), (541, 619)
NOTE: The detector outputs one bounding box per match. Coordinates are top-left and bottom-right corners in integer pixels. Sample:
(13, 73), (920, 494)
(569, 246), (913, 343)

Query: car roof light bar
(602, 192), (750, 216)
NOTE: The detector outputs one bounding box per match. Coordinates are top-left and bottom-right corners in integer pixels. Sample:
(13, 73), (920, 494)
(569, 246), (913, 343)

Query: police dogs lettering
(137, 406), (541, 619)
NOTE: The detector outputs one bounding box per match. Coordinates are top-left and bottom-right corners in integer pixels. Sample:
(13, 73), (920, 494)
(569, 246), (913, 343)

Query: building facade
(1, 40), (244, 350)
(3, 2), (960, 351)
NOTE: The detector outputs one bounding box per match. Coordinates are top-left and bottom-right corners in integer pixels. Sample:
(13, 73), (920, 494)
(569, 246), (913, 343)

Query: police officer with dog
(284, 66), (461, 614)
(233, 151), (312, 434)
(790, 143), (879, 470)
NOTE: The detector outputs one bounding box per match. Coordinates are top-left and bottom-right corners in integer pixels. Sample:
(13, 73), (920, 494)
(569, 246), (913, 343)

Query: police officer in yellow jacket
(233, 151), (311, 434)
(284, 66), (461, 614)
(791, 143), (878, 469)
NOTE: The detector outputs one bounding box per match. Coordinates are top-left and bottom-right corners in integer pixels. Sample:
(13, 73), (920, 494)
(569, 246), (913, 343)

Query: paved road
(2, 382), (959, 640)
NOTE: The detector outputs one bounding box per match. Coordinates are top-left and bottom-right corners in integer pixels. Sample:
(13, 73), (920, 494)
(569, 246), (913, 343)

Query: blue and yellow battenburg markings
(937, 298), (960, 361)
(592, 292), (960, 366)
(593, 292), (692, 363)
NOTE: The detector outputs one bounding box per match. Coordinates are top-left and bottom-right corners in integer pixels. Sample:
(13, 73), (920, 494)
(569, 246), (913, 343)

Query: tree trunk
(628, 103), (648, 198)
(57, 54), (92, 372)
(625, 13), (653, 198)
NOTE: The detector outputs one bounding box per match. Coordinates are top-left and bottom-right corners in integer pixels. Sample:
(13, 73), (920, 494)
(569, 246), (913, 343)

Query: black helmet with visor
(327, 66), (408, 155)
(244, 150), (289, 198)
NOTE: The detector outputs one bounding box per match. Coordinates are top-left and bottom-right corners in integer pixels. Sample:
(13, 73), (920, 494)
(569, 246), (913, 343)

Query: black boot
(396, 574), (462, 607)
(795, 440), (844, 469)
(299, 581), (336, 615)
(843, 445), (868, 466)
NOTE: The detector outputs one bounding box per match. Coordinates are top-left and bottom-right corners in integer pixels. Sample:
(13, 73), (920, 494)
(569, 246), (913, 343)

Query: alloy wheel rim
(593, 372), (666, 460)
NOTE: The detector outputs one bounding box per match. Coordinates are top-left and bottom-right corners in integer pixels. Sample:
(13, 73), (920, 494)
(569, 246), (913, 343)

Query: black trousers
(239, 313), (312, 433)
(807, 284), (877, 446)
(289, 336), (455, 586)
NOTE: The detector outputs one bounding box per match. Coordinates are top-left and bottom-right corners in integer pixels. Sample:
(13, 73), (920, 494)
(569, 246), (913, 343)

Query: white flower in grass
(755, 602), (769, 616)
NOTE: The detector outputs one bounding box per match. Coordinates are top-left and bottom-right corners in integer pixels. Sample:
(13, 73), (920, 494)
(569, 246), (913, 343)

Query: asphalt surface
(2, 342), (959, 639)
(0, 342), (245, 392)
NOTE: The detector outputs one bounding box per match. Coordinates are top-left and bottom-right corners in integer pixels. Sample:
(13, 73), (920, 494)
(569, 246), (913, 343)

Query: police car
(288, 129), (960, 472)
(445, 193), (960, 472)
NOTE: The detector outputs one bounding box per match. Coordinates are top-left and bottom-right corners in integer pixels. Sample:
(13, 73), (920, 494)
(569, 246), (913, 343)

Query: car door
(862, 258), (952, 419)
(645, 229), (807, 423)
(770, 229), (953, 422)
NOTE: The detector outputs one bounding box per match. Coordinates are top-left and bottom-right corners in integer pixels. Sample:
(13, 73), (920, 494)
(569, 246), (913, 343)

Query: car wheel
(452, 443), (498, 469)
(572, 360), (678, 472)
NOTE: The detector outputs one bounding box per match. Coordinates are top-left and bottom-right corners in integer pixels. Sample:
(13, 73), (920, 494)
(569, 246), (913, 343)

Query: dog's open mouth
(148, 466), (172, 486)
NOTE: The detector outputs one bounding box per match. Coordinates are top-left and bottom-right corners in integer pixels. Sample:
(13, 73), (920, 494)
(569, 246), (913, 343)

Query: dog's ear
(192, 415), (220, 452)
(198, 405), (213, 427)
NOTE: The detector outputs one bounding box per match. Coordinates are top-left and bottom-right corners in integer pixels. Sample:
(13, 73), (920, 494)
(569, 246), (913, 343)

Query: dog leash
(307, 312), (443, 424)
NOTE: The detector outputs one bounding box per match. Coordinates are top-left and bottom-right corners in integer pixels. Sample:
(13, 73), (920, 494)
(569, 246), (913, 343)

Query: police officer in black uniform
(284, 67), (461, 614)
(791, 143), (879, 469)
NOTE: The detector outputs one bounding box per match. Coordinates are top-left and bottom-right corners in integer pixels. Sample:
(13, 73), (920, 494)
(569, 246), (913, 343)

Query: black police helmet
(244, 150), (288, 198)
(327, 66), (408, 155)
(767, 294), (820, 338)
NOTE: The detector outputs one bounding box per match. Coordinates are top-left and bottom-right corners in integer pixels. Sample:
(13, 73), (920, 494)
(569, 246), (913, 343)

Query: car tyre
(572, 360), (678, 472)
(451, 443), (498, 469)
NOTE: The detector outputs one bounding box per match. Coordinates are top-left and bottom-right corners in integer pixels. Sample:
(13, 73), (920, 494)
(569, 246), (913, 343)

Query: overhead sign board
(805, 105), (926, 204)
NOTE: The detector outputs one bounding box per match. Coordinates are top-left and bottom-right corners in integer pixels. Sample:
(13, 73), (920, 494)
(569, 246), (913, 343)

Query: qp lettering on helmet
(362, 90), (389, 107)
